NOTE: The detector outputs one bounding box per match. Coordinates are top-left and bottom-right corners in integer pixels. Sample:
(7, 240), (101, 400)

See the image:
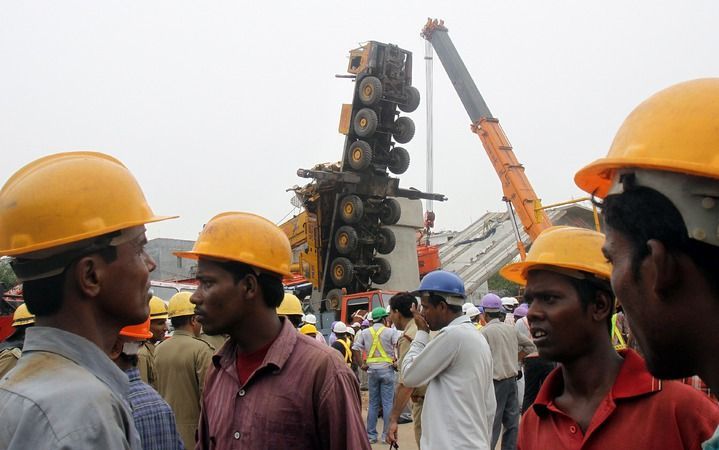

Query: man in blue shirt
(112, 317), (184, 450)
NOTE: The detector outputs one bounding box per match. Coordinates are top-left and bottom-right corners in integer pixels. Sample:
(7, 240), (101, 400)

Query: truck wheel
(326, 288), (343, 311)
(347, 140), (373, 171)
(388, 147), (410, 174)
(393, 116), (415, 144)
(340, 195), (364, 224)
(379, 198), (401, 225)
(330, 257), (354, 287)
(353, 108), (378, 138)
(376, 227), (396, 254)
(358, 76), (383, 106)
(372, 257), (392, 284)
(399, 86), (420, 113)
(335, 225), (359, 255)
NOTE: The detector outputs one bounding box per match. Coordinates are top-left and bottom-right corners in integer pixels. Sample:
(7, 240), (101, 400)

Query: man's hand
(410, 302), (430, 333)
(386, 419), (399, 445)
(361, 363), (369, 371)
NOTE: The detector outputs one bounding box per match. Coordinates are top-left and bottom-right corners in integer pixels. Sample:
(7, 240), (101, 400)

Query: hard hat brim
(500, 260), (609, 286)
(174, 251), (292, 277)
(2, 215), (177, 257)
(574, 156), (719, 199)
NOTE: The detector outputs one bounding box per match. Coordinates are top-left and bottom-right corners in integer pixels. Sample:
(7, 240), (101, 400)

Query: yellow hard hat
(12, 303), (35, 327)
(149, 296), (169, 320)
(0, 152), (176, 257)
(277, 293), (303, 316)
(575, 78), (719, 198)
(500, 226), (610, 285)
(299, 323), (317, 335)
(175, 212), (292, 277)
(167, 292), (195, 319)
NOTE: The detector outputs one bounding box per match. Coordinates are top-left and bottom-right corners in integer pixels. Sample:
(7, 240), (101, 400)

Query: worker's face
(524, 270), (596, 363)
(191, 258), (250, 336)
(149, 319), (168, 342)
(603, 225), (689, 378)
(98, 227), (155, 326)
(419, 295), (445, 331)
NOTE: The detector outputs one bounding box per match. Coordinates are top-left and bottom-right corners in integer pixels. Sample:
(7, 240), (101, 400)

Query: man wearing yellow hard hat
(110, 316), (183, 450)
(0, 152), (174, 449)
(575, 78), (719, 448)
(154, 291), (213, 449)
(177, 211), (370, 449)
(0, 303), (35, 377)
(137, 295), (169, 387)
(501, 226), (718, 449)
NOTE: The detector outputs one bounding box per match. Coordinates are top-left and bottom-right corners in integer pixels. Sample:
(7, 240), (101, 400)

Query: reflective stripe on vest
(366, 326), (392, 364)
(338, 338), (352, 364)
(611, 313), (627, 350)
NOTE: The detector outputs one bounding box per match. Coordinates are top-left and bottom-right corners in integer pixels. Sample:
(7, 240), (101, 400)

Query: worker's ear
(109, 338), (124, 360)
(242, 273), (259, 299)
(71, 254), (104, 298)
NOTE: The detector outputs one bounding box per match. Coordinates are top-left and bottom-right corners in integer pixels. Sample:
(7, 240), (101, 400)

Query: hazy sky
(1, 1), (717, 241)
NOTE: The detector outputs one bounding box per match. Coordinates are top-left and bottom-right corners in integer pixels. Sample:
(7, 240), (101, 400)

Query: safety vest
(366, 326), (393, 364)
(474, 322), (483, 331)
(338, 338), (352, 365)
(611, 313), (627, 351)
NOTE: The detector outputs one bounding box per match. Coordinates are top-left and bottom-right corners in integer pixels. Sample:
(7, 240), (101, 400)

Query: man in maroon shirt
(500, 226), (719, 450)
(176, 212), (370, 450)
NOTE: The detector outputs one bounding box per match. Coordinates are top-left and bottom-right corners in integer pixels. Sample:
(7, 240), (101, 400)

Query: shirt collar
(213, 317), (297, 375)
(532, 348), (661, 416)
(23, 326), (130, 399)
(487, 318), (501, 325)
(172, 329), (195, 337)
(124, 367), (142, 383)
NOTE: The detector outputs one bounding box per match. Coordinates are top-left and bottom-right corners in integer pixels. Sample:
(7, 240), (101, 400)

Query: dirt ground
(360, 391), (419, 450)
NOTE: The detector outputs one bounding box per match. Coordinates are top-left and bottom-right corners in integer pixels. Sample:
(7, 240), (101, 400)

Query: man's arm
(318, 369), (372, 450)
(516, 329), (536, 362)
(385, 384), (414, 445)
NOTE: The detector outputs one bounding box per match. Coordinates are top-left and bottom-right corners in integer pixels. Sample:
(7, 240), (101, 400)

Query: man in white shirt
(401, 270), (496, 450)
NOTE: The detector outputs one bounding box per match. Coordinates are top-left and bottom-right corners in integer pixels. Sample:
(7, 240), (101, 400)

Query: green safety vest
(611, 313), (627, 351)
(366, 326), (393, 364)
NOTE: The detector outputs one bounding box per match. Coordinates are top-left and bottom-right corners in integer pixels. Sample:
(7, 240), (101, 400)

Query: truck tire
(372, 257), (392, 284)
(347, 140), (373, 171)
(340, 195), (364, 224)
(335, 225), (359, 255)
(388, 147), (410, 174)
(399, 86), (420, 113)
(358, 76), (383, 106)
(376, 227), (396, 254)
(330, 257), (354, 287)
(379, 198), (401, 225)
(393, 116), (415, 144)
(326, 288), (343, 311)
(353, 108), (378, 138)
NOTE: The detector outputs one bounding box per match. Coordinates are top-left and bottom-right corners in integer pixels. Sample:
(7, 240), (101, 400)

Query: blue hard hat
(412, 270), (466, 299)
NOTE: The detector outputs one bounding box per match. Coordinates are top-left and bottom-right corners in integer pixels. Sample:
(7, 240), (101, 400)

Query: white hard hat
(501, 297), (519, 307)
(346, 327), (356, 336)
(304, 314), (318, 325)
(350, 321), (361, 329)
(466, 306), (481, 318)
(462, 302), (474, 313)
(332, 322), (348, 334)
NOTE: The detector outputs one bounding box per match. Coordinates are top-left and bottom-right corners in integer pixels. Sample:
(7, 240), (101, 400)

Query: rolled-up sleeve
(401, 331), (456, 388)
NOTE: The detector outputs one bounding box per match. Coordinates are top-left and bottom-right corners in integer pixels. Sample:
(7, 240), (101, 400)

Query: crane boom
(421, 19), (552, 242)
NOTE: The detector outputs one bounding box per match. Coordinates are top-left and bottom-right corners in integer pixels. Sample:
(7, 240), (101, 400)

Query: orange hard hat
(120, 317), (153, 340)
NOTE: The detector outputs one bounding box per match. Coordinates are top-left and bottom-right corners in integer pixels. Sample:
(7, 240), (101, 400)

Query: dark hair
(601, 182), (719, 296)
(119, 353), (139, 367)
(23, 245), (118, 317)
(485, 310), (502, 321)
(567, 276), (615, 332)
(216, 260), (284, 308)
(389, 292), (416, 318)
(286, 314), (303, 328)
(427, 294), (462, 314)
(171, 315), (192, 329)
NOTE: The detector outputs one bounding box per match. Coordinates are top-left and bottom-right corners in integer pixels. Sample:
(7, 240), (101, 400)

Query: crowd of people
(1, 77), (719, 450)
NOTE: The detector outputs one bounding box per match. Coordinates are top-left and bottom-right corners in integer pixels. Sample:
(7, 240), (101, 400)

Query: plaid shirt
(126, 368), (185, 450)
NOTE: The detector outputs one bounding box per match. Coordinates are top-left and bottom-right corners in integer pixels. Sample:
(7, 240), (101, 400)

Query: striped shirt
(126, 368), (185, 450)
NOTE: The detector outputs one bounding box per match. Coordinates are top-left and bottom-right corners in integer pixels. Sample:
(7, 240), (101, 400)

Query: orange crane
(421, 19), (552, 258)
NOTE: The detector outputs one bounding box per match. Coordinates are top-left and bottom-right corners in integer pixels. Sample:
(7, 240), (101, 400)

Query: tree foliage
(0, 257), (18, 290)
(487, 272), (521, 297)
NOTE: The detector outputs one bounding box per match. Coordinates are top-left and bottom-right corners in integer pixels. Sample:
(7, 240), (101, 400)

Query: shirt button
(569, 425), (577, 434)
(233, 431), (241, 440)
(238, 389), (246, 397)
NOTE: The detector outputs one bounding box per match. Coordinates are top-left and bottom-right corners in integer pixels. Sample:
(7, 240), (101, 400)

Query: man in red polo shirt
(500, 226), (719, 450)
(177, 212), (369, 450)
